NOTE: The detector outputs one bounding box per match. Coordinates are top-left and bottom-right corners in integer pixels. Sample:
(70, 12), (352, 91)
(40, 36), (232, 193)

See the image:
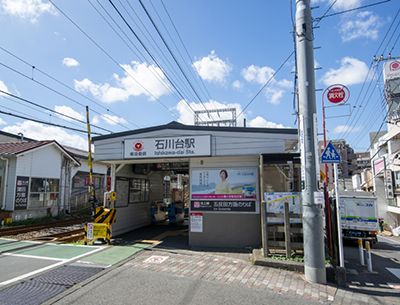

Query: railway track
(0, 217), (92, 243)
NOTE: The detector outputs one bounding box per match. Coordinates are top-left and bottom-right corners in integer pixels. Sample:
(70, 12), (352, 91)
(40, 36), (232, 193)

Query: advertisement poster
(265, 192), (302, 223)
(15, 176), (29, 210)
(191, 168), (257, 200)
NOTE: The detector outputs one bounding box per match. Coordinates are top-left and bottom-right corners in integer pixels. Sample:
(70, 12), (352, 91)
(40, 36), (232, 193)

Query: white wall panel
(16, 145), (62, 178)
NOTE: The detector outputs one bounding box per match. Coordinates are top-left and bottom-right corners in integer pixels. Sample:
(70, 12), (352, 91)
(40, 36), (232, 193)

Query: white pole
(358, 238), (364, 265)
(335, 163), (345, 267)
(366, 241), (373, 272)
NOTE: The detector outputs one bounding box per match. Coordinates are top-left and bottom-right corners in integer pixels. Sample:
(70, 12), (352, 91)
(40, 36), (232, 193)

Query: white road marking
(0, 247), (105, 287)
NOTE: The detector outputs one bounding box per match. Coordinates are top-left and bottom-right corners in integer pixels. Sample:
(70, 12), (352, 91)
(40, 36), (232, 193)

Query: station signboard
(124, 135), (211, 159)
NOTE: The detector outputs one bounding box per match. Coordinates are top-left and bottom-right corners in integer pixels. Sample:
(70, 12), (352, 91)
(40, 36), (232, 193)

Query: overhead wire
(160, 0), (214, 106)
(0, 110), (101, 135)
(237, 50), (295, 119)
(138, 0), (213, 118)
(152, 0), (218, 116)
(0, 90), (113, 133)
(49, 0), (183, 123)
(0, 46), (137, 129)
(121, 0), (206, 110)
(107, 0), (205, 123)
(89, 0), (185, 105)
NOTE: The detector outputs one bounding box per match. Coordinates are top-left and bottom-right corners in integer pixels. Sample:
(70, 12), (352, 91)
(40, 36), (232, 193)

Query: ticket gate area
(151, 200), (187, 224)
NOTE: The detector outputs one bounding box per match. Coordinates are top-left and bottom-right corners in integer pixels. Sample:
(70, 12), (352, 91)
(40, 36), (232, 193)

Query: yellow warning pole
(86, 106), (96, 216)
(84, 223), (87, 245)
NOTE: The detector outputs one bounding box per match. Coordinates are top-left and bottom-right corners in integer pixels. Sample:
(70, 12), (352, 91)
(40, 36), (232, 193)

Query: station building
(92, 121), (300, 249)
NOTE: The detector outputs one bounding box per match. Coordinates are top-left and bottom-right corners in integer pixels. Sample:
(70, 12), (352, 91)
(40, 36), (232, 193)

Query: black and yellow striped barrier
(94, 207), (117, 224)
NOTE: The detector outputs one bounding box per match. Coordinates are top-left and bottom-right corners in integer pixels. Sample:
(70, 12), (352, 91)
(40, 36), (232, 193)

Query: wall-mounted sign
(15, 176), (29, 210)
(384, 169), (394, 200)
(152, 162), (189, 171)
(373, 157), (385, 176)
(191, 168), (257, 200)
(190, 212), (203, 232)
(383, 60), (400, 81)
(265, 192), (302, 223)
(124, 135), (211, 159)
(190, 200), (256, 212)
(325, 84), (350, 106)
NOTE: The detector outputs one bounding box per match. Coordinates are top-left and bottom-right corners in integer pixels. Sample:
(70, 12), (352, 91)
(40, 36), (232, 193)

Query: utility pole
(296, 0), (326, 284)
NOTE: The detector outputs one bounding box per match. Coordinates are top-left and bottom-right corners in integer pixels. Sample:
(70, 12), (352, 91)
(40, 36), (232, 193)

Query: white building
(370, 59), (400, 230)
(92, 121), (299, 249)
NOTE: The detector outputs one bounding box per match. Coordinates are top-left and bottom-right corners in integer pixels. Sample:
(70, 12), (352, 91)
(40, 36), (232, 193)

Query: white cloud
(0, 80), (9, 95)
(332, 125), (362, 134)
(232, 80), (243, 90)
(0, 118), (6, 125)
(2, 121), (88, 150)
(247, 116), (289, 128)
(242, 65), (274, 84)
(101, 114), (127, 126)
(320, 57), (370, 86)
(62, 58), (80, 67)
(1, 0), (57, 23)
(339, 11), (384, 42)
(74, 61), (171, 103)
(193, 51), (232, 84)
(54, 105), (85, 121)
(311, 0), (362, 11)
(91, 115), (100, 125)
(241, 65), (292, 105)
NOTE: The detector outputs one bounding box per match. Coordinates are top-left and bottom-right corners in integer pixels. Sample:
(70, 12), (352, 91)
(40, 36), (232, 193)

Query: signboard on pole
(321, 142), (341, 163)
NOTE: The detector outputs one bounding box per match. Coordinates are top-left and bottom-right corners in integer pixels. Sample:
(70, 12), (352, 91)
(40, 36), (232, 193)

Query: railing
(69, 188), (106, 212)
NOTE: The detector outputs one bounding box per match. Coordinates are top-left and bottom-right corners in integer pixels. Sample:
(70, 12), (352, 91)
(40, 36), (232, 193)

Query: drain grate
(32, 265), (104, 286)
(0, 265), (104, 305)
(0, 282), (67, 305)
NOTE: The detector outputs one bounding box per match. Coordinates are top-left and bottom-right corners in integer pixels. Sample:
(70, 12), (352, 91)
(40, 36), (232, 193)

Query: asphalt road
(341, 235), (400, 304)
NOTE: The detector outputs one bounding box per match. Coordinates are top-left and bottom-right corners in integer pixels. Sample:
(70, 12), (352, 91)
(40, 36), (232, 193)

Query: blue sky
(0, 0), (398, 152)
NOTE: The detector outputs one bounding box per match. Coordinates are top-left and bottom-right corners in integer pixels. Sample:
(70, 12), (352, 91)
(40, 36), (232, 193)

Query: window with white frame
(29, 178), (60, 208)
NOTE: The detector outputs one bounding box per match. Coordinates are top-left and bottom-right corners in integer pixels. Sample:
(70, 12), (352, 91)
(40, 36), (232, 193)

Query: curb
(252, 249), (304, 272)
(252, 249), (336, 282)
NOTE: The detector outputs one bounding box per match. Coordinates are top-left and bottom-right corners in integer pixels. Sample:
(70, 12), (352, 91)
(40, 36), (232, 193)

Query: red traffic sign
(325, 85), (349, 106)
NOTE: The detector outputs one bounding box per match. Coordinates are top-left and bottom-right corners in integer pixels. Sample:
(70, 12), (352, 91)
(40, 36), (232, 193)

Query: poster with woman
(191, 168), (257, 200)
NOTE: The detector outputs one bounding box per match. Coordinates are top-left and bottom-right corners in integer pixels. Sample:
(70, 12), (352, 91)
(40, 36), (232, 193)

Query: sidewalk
(106, 246), (337, 303)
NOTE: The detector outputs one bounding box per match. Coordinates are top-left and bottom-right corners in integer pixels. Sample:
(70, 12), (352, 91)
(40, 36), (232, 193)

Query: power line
(160, 0), (214, 105)
(0, 89), (113, 133)
(315, 0), (391, 22)
(138, 0), (212, 117)
(49, 0), (183, 123)
(237, 50), (295, 119)
(0, 47), (137, 129)
(90, 0), (183, 104)
(0, 110), (101, 135)
(107, 0), (203, 123)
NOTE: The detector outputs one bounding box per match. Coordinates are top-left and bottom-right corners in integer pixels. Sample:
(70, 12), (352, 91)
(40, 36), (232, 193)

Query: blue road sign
(321, 142), (341, 163)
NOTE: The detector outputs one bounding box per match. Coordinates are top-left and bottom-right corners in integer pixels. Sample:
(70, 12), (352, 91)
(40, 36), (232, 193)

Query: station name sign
(124, 135), (211, 159)
(190, 200), (256, 212)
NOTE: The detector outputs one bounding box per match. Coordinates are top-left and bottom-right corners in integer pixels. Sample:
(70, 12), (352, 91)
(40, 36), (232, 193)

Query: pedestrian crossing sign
(321, 142), (341, 163)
